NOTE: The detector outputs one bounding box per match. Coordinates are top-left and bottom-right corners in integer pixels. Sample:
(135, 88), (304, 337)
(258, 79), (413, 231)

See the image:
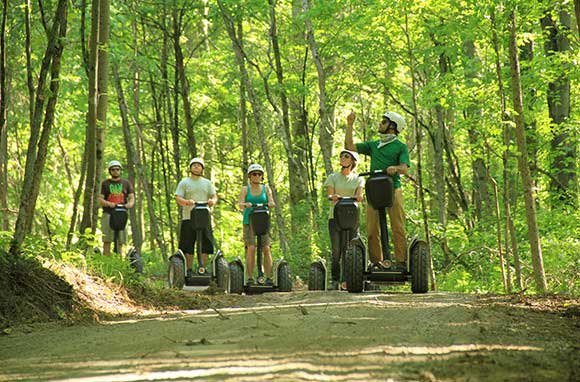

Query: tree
(508, 8), (547, 293)
(10, 0), (68, 254)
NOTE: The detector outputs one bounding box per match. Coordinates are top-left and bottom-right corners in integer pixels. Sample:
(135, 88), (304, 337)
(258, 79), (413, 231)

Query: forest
(0, 0), (579, 306)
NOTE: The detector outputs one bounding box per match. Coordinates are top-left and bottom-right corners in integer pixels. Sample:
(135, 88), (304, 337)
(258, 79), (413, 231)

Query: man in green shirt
(345, 111), (410, 270)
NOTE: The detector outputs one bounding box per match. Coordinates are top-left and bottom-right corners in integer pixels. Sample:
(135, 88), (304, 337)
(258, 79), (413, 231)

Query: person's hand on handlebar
(386, 166), (399, 176)
(268, 201), (276, 208)
(207, 199), (216, 207)
(328, 194), (341, 202)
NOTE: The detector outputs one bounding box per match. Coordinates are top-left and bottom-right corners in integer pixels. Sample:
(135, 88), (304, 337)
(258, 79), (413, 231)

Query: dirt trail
(0, 291), (578, 382)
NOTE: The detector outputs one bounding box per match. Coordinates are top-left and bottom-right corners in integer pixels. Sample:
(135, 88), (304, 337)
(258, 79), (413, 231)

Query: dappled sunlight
(0, 342), (542, 382)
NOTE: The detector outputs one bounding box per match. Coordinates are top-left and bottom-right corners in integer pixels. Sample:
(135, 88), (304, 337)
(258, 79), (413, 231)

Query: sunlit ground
(0, 292), (576, 382)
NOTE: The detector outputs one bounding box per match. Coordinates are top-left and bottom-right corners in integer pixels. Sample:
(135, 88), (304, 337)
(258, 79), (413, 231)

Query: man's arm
(208, 192), (218, 207)
(386, 164), (408, 176)
(175, 195), (195, 207)
(125, 193), (135, 209)
(345, 111), (357, 151)
(99, 194), (115, 208)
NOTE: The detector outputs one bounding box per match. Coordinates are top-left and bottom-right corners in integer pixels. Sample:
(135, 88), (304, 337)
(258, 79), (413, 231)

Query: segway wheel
(277, 263), (292, 292)
(229, 262), (244, 294)
(411, 240), (429, 293)
(168, 256), (185, 289)
(344, 244), (364, 293)
(127, 248), (144, 274)
(214, 256), (230, 291)
(308, 263), (325, 291)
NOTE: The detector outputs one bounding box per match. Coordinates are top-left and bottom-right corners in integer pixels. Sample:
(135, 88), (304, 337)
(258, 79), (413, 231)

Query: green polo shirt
(356, 139), (411, 189)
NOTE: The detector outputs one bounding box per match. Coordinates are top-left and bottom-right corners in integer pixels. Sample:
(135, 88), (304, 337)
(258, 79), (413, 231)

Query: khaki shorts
(243, 224), (272, 247)
(101, 213), (128, 244)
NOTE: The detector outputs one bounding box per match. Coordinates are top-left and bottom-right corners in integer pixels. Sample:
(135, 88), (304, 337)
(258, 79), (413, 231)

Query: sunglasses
(250, 172), (263, 177)
(340, 153), (352, 159)
(110, 168), (121, 171)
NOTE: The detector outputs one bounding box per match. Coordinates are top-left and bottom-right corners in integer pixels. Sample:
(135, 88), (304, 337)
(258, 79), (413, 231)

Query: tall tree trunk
(113, 64), (143, 252)
(0, 0), (8, 231)
(462, 40), (490, 221)
(92, 0), (110, 229)
(80, 0), (103, 235)
(508, 9), (547, 293)
(302, 0), (333, 177)
(269, 0), (307, 205)
(575, 0), (580, 38)
(238, 20), (248, 178)
(490, 8), (521, 290)
(218, 0), (289, 253)
(173, 8), (196, 158)
(541, 9), (577, 207)
(404, 11), (436, 290)
(11, 0), (68, 254)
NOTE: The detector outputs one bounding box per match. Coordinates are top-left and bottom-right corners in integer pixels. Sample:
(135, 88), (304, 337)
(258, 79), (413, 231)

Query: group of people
(98, 110), (411, 289)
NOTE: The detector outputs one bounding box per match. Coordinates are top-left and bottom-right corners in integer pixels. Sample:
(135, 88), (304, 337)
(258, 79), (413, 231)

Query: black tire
(277, 263), (292, 292)
(214, 256), (230, 291)
(344, 244), (364, 293)
(411, 240), (429, 294)
(229, 262), (244, 294)
(168, 256), (185, 289)
(308, 263), (325, 291)
(127, 248), (144, 274)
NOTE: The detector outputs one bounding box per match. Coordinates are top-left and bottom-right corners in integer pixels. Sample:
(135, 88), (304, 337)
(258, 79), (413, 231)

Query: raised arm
(345, 111), (357, 151)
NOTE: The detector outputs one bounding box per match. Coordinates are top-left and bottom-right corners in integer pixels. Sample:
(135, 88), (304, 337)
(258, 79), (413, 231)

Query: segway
(308, 197), (362, 291)
(229, 204), (292, 294)
(109, 204), (144, 273)
(342, 170), (429, 293)
(167, 202), (230, 291)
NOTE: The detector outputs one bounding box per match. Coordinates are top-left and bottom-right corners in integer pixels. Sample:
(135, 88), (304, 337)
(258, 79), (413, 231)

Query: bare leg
(185, 253), (194, 270)
(263, 245), (273, 278)
(246, 245), (256, 279)
(103, 242), (111, 256)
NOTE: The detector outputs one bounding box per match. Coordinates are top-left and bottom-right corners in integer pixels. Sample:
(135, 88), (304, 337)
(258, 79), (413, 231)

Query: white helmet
(247, 163), (264, 175)
(382, 111), (406, 133)
(188, 157), (205, 169)
(108, 160), (122, 170)
(340, 149), (359, 169)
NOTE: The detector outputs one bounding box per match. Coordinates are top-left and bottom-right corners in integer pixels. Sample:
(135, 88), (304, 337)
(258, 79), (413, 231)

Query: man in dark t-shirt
(98, 160), (135, 256)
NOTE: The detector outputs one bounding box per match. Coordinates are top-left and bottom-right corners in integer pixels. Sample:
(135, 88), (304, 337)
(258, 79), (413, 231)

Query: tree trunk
(0, 0), (8, 231)
(541, 10), (577, 207)
(575, 0), (580, 38)
(269, 0), (307, 205)
(80, 0), (101, 235)
(404, 11), (436, 290)
(113, 64), (143, 252)
(302, 0), (333, 177)
(218, 0), (289, 253)
(173, 8), (196, 158)
(238, 20), (249, 178)
(508, 9), (547, 293)
(490, 8), (521, 290)
(92, 0), (110, 229)
(10, 0), (68, 254)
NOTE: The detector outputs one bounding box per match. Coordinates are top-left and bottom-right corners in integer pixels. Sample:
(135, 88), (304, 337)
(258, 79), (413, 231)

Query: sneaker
(246, 278), (255, 286)
(265, 278), (274, 286)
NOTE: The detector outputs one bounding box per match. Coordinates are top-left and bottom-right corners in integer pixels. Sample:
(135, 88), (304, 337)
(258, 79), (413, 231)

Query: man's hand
(386, 166), (399, 176)
(347, 111), (356, 126)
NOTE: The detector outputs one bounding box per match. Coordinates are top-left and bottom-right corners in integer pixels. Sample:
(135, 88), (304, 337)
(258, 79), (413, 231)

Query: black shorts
(178, 219), (215, 254)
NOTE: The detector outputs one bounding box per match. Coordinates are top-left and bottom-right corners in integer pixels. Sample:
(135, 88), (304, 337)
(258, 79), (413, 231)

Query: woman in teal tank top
(238, 164), (276, 286)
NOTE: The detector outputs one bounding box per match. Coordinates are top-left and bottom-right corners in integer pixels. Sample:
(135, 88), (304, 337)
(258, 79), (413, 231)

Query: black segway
(229, 204), (292, 294)
(342, 170), (429, 293)
(167, 202), (230, 291)
(308, 197), (362, 291)
(109, 204), (144, 273)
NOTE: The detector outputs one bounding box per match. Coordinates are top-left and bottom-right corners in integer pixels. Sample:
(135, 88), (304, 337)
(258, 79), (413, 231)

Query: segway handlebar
(327, 195), (356, 201)
(357, 169), (386, 177)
